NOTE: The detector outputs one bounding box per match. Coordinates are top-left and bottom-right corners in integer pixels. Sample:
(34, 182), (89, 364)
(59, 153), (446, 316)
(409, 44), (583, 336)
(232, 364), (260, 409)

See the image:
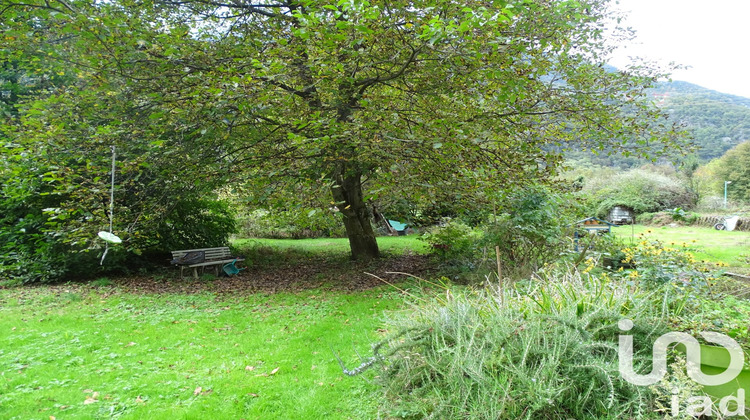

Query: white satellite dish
(98, 231), (122, 244)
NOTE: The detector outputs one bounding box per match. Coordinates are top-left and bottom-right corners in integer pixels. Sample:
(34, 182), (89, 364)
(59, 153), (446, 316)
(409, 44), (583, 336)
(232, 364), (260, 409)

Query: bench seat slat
(170, 247), (243, 279)
(171, 247), (231, 258)
(187, 258), (244, 268)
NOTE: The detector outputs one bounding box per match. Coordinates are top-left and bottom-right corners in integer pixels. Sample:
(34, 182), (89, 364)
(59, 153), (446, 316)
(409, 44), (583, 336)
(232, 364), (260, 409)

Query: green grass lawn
(0, 286), (413, 419)
(3, 228), (747, 419)
(233, 235), (428, 258)
(613, 224), (750, 274)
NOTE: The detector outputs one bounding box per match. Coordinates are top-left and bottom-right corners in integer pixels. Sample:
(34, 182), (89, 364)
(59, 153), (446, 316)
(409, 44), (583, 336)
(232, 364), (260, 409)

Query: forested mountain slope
(653, 81), (750, 161)
(567, 80), (750, 167)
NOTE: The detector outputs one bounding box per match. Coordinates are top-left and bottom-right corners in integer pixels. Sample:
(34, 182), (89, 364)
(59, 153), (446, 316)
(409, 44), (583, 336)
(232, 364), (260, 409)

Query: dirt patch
(12, 254), (436, 296)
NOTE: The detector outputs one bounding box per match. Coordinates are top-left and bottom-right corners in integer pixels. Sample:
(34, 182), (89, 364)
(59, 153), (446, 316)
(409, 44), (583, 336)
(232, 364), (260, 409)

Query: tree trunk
(331, 167), (380, 260)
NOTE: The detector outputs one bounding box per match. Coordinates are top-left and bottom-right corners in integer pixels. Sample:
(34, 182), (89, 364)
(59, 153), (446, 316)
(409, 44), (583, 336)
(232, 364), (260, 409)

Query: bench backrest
(171, 247), (232, 261)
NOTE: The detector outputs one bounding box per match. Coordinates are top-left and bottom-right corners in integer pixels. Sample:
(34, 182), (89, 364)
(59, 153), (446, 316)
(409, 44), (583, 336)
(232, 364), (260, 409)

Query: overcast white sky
(608, 0), (750, 98)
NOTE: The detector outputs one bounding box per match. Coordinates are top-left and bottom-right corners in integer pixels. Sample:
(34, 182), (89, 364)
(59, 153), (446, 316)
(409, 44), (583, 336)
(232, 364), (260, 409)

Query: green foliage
(0, 155), (237, 283)
(684, 213), (699, 225)
(375, 189), (493, 229)
(712, 141), (750, 203)
(666, 207), (688, 222)
(615, 234), (725, 302)
(636, 212), (657, 224)
(0, 79), (239, 282)
(0, 175), (79, 283)
(358, 274), (672, 419)
(0, 61), (59, 119)
(152, 199), (237, 251)
(237, 208), (345, 239)
(567, 81), (750, 168)
(483, 187), (571, 277)
(663, 208), (698, 224)
(1, 0), (687, 261)
(0, 148), (237, 282)
(675, 294), (750, 348)
(420, 221), (482, 265)
(653, 84), (750, 161)
(585, 168), (697, 217)
(575, 232), (630, 270)
(613, 224), (750, 275)
(692, 159), (725, 209)
(421, 187), (573, 278)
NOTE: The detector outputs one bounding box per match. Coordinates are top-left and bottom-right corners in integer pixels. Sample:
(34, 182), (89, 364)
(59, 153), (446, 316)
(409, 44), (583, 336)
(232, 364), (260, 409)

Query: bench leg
(193, 267), (199, 279)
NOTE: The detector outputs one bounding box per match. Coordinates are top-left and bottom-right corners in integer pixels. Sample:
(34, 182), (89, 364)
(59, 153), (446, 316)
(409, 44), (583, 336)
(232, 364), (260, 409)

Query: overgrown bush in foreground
(343, 274), (684, 419)
(341, 226), (749, 419)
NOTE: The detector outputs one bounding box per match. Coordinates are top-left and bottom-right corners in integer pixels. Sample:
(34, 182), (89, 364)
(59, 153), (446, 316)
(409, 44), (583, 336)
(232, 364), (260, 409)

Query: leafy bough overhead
(2, 0), (687, 261)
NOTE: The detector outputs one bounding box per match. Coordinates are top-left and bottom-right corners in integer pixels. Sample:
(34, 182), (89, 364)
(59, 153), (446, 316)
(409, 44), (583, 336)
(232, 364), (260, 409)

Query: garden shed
(607, 206), (634, 225)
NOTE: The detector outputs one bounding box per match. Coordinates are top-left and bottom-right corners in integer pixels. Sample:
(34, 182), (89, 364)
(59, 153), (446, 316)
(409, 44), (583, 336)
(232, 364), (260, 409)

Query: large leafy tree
(2, 0), (683, 261)
(1, 4), (239, 281)
(713, 141), (750, 202)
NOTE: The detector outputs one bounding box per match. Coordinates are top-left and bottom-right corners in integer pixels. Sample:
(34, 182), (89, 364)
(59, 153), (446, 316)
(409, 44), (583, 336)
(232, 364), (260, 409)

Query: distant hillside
(651, 81), (750, 161)
(566, 79), (750, 167)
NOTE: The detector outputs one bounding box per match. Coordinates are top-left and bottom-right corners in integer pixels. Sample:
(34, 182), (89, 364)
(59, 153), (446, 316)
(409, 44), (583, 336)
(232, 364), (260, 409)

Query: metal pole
(724, 181), (731, 209)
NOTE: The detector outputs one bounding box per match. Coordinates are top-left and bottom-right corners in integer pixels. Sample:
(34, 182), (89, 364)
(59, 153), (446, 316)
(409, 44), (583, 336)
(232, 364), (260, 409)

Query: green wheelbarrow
(222, 259), (245, 277)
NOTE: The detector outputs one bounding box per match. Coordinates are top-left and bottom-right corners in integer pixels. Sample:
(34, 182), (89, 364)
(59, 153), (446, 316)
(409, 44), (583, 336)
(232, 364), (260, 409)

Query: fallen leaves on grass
(68, 254), (433, 295)
(193, 386), (213, 396)
(254, 367), (280, 377)
(83, 391), (99, 405)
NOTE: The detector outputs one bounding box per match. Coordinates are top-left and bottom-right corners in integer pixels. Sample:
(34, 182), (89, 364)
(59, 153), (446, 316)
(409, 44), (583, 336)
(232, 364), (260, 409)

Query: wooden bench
(170, 247), (245, 279)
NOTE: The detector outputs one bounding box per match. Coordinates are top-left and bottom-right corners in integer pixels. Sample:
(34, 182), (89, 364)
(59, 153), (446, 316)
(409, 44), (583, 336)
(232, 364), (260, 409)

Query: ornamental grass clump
(343, 273), (681, 419)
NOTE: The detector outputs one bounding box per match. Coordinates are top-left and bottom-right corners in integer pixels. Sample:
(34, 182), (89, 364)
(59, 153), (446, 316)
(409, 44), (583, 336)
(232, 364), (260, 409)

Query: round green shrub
(585, 169), (697, 218)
